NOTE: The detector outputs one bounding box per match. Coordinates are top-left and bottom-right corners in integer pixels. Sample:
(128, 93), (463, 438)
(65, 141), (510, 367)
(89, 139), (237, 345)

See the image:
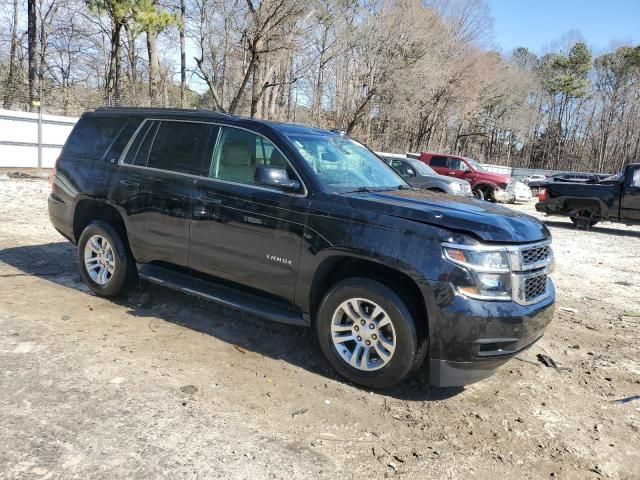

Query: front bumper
(426, 280), (555, 387)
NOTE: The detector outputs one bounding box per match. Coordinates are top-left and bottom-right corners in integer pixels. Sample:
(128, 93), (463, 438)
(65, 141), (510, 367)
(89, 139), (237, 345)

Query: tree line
(1, 0), (639, 173)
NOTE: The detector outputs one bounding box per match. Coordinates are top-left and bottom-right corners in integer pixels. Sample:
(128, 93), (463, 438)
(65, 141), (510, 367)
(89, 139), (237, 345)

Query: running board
(137, 264), (306, 327)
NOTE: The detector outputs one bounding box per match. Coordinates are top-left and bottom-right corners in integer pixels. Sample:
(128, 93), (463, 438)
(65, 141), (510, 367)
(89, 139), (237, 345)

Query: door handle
(198, 195), (222, 205)
(120, 179), (140, 188)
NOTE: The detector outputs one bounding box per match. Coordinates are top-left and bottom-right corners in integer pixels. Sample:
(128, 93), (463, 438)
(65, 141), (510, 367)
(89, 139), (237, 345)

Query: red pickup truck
(419, 152), (515, 202)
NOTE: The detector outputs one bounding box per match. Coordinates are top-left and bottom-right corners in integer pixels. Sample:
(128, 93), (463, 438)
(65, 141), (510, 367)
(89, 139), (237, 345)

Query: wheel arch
(72, 197), (129, 245)
(307, 254), (429, 334)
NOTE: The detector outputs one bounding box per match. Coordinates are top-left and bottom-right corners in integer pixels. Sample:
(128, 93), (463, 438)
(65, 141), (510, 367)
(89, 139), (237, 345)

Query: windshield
(463, 157), (487, 172)
(406, 159), (437, 176)
(286, 134), (407, 192)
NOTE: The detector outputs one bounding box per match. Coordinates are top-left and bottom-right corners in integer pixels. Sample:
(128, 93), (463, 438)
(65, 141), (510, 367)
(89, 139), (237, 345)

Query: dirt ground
(1, 175), (638, 480)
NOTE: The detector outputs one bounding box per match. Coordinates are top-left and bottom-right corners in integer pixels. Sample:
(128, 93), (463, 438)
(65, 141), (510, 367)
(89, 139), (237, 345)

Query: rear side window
(430, 156), (448, 167)
(146, 121), (216, 175)
(124, 121), (158, 166)
(65, 116), (125, 160)
(103, 117), (143, 161)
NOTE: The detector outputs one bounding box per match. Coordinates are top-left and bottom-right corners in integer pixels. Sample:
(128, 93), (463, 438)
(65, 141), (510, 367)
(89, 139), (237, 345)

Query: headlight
(444, 247), (510, 272)
(443, 245), (512, 299)
(449, 182), (462, 192)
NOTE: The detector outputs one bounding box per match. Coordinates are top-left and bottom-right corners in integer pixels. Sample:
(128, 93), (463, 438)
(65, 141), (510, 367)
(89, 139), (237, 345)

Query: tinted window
(124, 121), (157, 166)
(430, 156), (448, 167)
(632, 168), (640, 187)
(103, 117), (143, 161)
(65, 116), (125, 159)
(146, 121), (216, 175)
(210, 127), (291, 185)
(134, 122), (159, 166)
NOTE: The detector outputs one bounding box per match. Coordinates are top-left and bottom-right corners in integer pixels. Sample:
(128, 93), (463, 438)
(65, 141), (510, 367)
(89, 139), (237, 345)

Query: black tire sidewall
(473, 188), (485, 200)
(77, 221), (133, 297)
(316, 278), (420, 389)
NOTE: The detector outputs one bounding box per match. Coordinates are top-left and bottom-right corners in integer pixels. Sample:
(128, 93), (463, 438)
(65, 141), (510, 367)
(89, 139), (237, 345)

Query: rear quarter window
(64, 116), (126, 160)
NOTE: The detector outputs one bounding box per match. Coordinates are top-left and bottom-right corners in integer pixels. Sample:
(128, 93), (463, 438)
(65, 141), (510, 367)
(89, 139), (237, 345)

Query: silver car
(380, 156), (473, 196)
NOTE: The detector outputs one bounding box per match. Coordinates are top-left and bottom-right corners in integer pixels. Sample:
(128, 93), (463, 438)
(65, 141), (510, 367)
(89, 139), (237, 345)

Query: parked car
(49, 108), (555, 388)
(536, 163), (640, 227)
(513, 181), (533, 202)
(378, 155), (472, 196)
(524, 174), (549, 196)
(419, 152), (515, 202)
(523, 174), (547, 184)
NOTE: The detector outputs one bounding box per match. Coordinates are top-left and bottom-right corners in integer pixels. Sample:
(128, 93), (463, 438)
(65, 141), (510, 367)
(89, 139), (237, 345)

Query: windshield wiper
(341, 187), (373, 194)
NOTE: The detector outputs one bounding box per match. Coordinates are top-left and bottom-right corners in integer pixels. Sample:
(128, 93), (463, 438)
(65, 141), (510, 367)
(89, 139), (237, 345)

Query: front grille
(524, 273), (548, 301)
(521, 245), (551, 266)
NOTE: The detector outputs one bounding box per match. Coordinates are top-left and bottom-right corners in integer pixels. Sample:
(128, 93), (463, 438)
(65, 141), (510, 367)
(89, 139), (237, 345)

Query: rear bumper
(535, 202), (553, 214)
(48, 194), (74, 242)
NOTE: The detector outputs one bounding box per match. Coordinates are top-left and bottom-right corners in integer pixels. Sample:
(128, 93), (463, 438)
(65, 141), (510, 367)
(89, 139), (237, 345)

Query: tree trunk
(106, 23), (123, 105)
(147, 28), (160, 106)
(28, 0), (38, 112)
(179, 0), (186, 107)
(3, 0), (19, 109)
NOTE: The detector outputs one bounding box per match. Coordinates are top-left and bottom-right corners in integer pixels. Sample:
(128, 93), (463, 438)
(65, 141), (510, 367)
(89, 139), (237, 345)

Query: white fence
(0, 109), (78, 168)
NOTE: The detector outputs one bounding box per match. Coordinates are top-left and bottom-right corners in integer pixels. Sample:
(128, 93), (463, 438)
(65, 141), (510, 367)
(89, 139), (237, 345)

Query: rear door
(621, 166), (640, 221)
(114, 119), (217, 266)
(189, 125), (308, 303)
(428, 155), (449, 176)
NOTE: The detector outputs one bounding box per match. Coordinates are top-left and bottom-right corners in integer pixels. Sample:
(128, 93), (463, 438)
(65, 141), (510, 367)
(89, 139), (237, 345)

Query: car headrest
(222, 141), (251, 166)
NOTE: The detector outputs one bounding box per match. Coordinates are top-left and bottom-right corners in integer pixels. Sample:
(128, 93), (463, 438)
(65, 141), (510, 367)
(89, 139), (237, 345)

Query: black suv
(49, 108), (555, 388)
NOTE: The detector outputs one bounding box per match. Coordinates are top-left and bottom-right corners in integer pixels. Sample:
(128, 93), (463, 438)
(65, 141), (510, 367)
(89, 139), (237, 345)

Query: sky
(486, 0), (640, 55)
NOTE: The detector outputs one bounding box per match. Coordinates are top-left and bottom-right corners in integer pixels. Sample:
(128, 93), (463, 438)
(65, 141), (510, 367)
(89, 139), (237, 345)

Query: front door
(113, 119), (217, 266)
(621, 166), (640, 221)
(189, 126), (308, 303)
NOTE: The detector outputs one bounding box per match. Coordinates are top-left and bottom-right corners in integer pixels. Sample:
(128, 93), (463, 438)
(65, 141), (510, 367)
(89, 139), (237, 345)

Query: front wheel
(472, 187), (485, 200)
(316, 278), (424, 388)
(77, 220), (136, 297)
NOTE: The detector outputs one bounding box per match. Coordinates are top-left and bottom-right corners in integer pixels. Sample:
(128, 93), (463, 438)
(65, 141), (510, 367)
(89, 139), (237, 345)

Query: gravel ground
(0, 175), (638, 479)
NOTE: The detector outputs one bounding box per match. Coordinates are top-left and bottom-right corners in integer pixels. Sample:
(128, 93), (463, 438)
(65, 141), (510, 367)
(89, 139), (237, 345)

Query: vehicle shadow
(542, 219), (640, 238)
(0, 241), (463, 402)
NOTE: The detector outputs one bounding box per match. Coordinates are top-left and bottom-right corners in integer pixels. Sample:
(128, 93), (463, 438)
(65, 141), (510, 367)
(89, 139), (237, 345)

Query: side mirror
(406, 168), (415, 177)
(254, 166), (301, 192)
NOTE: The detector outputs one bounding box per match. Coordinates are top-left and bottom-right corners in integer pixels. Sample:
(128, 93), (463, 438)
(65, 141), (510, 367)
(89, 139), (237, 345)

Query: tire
(316, 277), (424, 389)
(472, 187), (485, 200)
(569, 209), (600, 228)
(77, 220), (136, 297)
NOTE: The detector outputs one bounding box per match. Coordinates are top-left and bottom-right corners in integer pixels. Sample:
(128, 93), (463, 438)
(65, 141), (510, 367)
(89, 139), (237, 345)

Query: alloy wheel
(330, 298), (396, 371)
(84, 234), (115, 285)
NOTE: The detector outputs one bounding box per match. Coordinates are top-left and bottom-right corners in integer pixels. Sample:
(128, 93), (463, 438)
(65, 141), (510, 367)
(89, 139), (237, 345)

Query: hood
(475, 172), (512, 186)
(345, 189), (550, 243)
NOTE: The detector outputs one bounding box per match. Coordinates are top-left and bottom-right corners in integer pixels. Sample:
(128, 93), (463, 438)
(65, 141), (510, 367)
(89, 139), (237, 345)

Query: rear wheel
(77, 220), (136, 297)
(316, 278), (424, 388)
(569, 209), (600, 228)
